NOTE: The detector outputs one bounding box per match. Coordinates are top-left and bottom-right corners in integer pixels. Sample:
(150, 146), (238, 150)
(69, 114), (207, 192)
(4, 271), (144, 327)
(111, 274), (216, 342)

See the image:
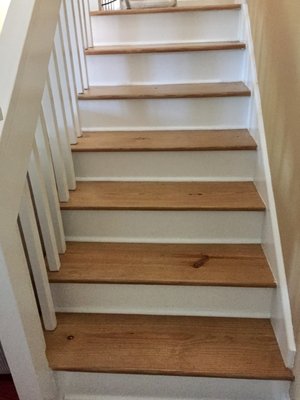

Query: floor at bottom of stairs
(45, 313), (293, 381)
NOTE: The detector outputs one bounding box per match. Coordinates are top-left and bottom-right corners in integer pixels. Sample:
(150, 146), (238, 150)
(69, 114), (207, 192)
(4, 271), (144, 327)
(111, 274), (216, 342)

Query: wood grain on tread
(72, 130), (257, 152)
(48, 242), (275, 288)
(85, 41), (246, 55)
(60, 181), (265, 211)
(45, 313), (293, 380)
(91, 3), (241, 16)
(78, 82), (251, 100)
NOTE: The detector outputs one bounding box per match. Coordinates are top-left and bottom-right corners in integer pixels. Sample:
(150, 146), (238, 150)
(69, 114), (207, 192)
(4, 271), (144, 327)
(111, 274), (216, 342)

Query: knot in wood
(193, 255), (209, 268)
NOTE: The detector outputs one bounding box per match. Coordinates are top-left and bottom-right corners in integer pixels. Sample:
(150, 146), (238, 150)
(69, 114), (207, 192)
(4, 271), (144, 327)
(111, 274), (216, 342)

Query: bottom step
(45, 313), (293, 381)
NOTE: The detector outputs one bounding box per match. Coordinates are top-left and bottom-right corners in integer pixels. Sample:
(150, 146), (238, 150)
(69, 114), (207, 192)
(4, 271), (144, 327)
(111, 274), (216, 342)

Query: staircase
(44, 2), (294, 399)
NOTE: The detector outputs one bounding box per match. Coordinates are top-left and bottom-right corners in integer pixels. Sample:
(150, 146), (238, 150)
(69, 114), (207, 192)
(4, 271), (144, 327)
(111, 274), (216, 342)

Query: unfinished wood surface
(78, 82), (251, 100)
(91, 3), (241, 16)
(60, 181), (265, 211)
(85, 41), (246, 55)
(45, 313), (293, 380)
(71, 130), (256, 152)
(48, 242), (275, 287)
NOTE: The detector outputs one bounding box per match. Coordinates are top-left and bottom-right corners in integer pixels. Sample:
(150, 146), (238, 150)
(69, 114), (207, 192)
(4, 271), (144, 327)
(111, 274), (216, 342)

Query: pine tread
(48, 242), (275, 288)
(91, 3), (241, 16)
(78, 82), (251, 100)
(45, 313), (293, 380)
(60, 181), (265, 211)
(85, 41), (246, 55)
(72, 130), (257, 152)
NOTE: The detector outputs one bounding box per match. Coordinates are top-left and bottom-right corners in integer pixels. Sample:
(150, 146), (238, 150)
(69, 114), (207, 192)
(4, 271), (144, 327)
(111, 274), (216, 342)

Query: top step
(91, 3), (241, 16)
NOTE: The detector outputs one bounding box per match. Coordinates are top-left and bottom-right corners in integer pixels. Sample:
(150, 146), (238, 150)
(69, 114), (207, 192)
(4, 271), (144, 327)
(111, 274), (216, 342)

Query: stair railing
(0, 0), (91, 398)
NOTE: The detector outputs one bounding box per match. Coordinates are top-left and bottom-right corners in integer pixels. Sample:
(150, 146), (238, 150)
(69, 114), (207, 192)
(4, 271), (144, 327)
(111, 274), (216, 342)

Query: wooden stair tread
(60, 181), (265, 211)
(45, 313), (293, 380)
(72, 130), (257, 152)
(91, 3), (241, 16)
(85, 41), (246, 55)
(48, 242), (275, 288)
(78, 82), (251, 100)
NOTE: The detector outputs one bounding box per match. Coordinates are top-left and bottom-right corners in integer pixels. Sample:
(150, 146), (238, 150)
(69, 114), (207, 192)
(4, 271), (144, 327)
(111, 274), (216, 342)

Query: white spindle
(64, 0), (84, 93)
(54, 26), (77, 145)
(83, 0), (94, 48)
(42, 84), (69, 202)
(19, 181), (57, 331)
(35, 116), (66, 254)
(59, 4), (82, 137)
(28, 141), (61, 272)
(72, 0), (89, 89)
(48, 53), (76, 191)
(79, 0), (88, 49)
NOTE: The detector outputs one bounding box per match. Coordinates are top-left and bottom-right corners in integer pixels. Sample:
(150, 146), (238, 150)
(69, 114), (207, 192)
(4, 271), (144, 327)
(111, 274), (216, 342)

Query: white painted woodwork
(79, 0), (88, 49)
(28, 142), (61, 271)
(0, 0), (296, 398)
(64, 0), (84, 93)
(62, 210), (264, 243)
(91, 9), (241, 45)
(86, 49), (245, 86)
(35, 116), (66, 254)
(51, 283), (273, 318)
(240, 4), (296, 367)
(59, 3), (82, 136)
(42, 84), (70, 202)
(19, 181), (57, 331)
(73, 150), (256, 181)
(0, 0), (62, 395)
(82, 0), (93, 47)
(56, 371), (290, 400)
(72, 0), (89, 89)
(79, 97), (250, 130)
(48, 53), (76, 190)
(54, 26), (77, 144)
(0, 227), (58, 400)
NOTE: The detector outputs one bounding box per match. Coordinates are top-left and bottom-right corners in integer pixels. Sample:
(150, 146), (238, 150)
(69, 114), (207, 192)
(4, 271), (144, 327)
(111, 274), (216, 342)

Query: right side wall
(247, 0), (300, 397)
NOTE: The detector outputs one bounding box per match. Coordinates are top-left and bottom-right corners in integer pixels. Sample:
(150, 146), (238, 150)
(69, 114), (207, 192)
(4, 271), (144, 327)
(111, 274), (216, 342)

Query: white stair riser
(91, 10), (241, 45)
(56, 372), (290, 400)
(73, 150), (256, 181)
(51, 283), (273, 318)
(79, 97), (250, 130)
(86, 50), (245, 86)
(62, 210), (264, 243)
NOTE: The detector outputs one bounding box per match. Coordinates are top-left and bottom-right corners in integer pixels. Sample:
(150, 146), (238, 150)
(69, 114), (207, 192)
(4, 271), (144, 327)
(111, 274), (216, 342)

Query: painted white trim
(19, 181), (57, 331)
(240, 3), (296, 367)
(51, 283), (273, 318)
(81, 125), (249, 132)
(56, 371), (290, 400)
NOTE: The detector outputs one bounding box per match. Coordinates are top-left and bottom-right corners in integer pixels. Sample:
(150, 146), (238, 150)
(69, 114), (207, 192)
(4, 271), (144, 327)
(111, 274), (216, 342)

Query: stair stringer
(240, 2), (296, 368)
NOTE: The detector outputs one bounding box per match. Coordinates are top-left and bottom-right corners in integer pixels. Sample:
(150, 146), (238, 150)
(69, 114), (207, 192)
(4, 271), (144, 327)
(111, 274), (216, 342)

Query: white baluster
(79, 0), (88, 49)
(83, 0), (94, 48)
(72, 0), (89, 89)
(35, 115), (66, 254)
(54, 26), (77, 145)
(64, 0), (84, 93)
(19, 181), (57, 331)
(28, 141), (60, 272)
(42, 84), (69, 202)
(48, 57), (76, 191)
(59, 4), (82, 137)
